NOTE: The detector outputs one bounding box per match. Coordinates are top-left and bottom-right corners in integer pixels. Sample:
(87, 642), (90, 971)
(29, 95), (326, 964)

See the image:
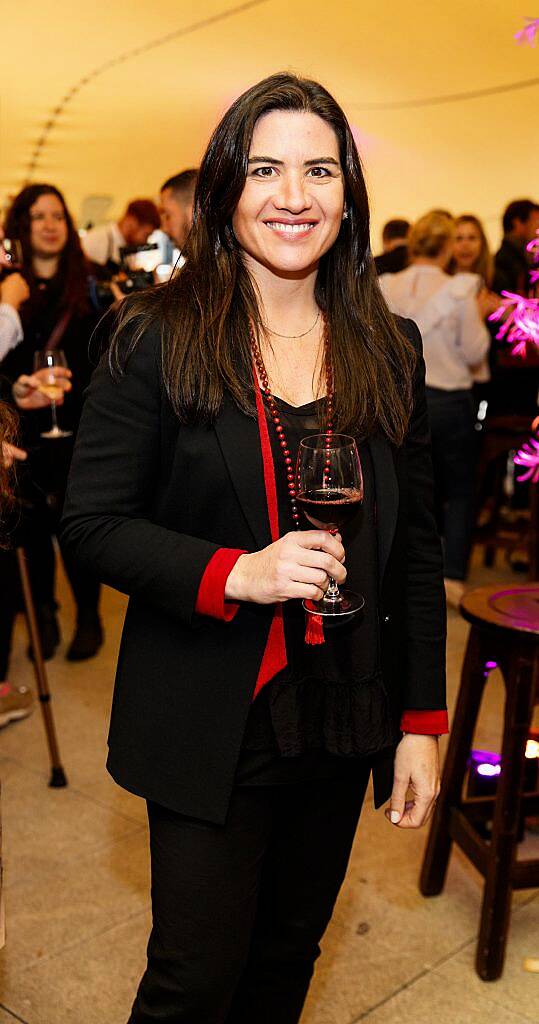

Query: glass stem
(325, 576), (342, 602)
(50, 401), (59, 432)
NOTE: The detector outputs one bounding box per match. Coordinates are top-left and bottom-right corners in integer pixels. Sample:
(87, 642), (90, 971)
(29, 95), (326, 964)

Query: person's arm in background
(0, 274), (29, 361)
(458, 286), (491, 367)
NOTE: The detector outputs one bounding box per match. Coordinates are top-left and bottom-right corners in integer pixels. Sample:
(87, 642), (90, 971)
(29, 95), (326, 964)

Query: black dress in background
(0, 274), (101, 673)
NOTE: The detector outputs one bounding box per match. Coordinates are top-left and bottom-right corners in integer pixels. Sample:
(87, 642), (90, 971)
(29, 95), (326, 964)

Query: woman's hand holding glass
(225, 530), (346, 605)
(12, 366), (72, 412)
(32, 350), (73, 438)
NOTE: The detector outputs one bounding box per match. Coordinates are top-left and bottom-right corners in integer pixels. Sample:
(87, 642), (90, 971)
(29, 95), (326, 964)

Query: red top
(195, 549), (449, 736)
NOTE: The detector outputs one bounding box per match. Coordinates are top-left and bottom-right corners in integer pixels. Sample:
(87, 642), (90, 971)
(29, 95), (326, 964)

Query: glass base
(40, 427), (73, 439)
(303, 589), (365, 618)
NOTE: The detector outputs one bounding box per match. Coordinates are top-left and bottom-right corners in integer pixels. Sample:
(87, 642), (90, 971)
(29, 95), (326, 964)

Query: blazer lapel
(368, 435), (399, 585)
(214, 397), (272, 551)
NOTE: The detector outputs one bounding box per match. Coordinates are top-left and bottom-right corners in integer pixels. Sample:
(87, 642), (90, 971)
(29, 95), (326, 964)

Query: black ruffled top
(235, 396), (397, 786)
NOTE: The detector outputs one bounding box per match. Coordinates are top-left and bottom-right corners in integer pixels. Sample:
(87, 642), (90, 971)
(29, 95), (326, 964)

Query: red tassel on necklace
(305, 610), (325, 645)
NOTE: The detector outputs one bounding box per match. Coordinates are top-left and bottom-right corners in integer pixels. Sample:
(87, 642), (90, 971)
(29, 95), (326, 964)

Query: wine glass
(1, 238), (23, 270)
(33, 350), (73, 439)
(296, 433), (365, 618)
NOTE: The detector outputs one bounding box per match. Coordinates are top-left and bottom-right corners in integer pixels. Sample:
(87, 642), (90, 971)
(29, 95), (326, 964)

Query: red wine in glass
(297, 434), (365, 618)
(296, 487), (363, 530)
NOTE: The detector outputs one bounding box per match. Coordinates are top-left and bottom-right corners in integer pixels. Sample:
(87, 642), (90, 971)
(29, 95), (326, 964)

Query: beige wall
(2, 1), (537, 251)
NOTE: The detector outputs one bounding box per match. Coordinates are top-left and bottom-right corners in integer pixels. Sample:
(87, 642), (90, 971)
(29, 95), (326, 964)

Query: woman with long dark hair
(1, 184), (102, 662)
(62, 73), (447, 1023)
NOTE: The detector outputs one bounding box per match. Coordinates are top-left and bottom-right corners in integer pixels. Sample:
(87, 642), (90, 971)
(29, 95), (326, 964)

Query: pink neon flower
(515, 432), (539, 484)
(489, 292), (539, 355)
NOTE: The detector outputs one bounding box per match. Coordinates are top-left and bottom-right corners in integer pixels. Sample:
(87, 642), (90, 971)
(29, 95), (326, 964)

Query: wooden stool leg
(475, 648), (537, 981)
(420, 626), (487, 896)
(16, 548), (67, 788)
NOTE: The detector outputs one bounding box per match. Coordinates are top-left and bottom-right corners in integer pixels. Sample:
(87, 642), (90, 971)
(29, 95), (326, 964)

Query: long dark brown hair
(110, 72), (416, 444)
(4, 184), (89, 317)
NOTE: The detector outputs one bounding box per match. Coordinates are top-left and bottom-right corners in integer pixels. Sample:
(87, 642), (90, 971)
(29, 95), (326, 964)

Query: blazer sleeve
(60, 324), (220, 625)
(400, 317), (447, 711)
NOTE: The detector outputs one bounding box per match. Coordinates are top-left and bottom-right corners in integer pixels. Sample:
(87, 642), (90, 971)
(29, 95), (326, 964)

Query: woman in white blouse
(380, 211), (490, 606)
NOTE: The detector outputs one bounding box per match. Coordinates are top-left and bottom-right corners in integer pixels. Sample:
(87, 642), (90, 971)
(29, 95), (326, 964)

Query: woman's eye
(252, 166), (276, 178)
(308, 167), (331, 177)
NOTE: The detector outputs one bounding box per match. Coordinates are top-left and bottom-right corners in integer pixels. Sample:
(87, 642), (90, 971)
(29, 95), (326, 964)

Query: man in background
(82, 199), (160, 267)
(494, 199), (539, 295)
(159, 170), (197, 251)
(374, 218), (410, 275)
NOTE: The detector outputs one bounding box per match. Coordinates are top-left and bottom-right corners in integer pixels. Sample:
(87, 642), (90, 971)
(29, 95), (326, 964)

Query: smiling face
(453, 220), (482, 272)
(232, 110), (345, 279)
(29, 193), (68, 260)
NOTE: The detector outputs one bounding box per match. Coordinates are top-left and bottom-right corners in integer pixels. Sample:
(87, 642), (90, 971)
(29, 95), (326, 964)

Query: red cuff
(400, 709), (449, 735)
(195, 548), (246, 622)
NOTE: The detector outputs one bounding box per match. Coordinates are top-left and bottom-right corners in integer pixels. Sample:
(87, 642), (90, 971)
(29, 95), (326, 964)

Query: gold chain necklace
(263, 309), (321, 339)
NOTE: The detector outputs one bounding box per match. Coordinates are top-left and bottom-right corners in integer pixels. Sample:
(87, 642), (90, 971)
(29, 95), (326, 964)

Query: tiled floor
(0, 553), (537, 1023)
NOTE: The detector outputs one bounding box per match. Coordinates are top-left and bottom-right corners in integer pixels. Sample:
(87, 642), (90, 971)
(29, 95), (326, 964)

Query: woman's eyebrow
(304, 158), (340, 167)
(247, 156), (340, 166)
(248, 156), (284, 164)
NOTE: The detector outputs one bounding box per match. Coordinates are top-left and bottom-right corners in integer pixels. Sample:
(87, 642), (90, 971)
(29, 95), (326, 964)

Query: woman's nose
(275, 172), (310, 213)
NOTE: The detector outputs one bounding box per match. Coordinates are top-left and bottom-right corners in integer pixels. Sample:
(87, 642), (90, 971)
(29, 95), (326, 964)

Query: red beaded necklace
(249, 314), (334, 532)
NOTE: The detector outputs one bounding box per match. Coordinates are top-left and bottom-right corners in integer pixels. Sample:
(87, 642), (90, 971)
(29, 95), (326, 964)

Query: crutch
(16, 547), (67, 787)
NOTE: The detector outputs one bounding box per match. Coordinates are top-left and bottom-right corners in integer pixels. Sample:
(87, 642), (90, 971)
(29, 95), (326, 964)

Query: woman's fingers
(287, 564), (330, 592)
(386, 772), (409, 825)
(2, 442), (27, 468)
(285, 582), (327, 603)
(395, 794), (436, 829)
(298, 547), (347, 584)
(295, 530), (345, 562)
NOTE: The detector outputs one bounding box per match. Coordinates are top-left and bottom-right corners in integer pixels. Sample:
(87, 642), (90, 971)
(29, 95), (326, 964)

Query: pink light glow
(515, 17), (539, 46)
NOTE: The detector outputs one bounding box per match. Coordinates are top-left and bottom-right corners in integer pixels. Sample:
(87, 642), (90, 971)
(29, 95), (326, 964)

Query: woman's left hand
(385, 734), (440, 829)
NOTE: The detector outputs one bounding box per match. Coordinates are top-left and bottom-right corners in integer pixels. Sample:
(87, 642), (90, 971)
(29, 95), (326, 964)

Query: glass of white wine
(33, 350), (73, 439)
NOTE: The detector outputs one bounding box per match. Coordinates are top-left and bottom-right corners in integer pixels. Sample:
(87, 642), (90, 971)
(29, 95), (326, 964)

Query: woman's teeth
(265, 222), (315, 234)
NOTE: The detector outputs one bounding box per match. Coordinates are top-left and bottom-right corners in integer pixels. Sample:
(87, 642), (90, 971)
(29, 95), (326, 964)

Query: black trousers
(129, 767), (371, 1023)
(426, 387), (477, 581)
(0, 482), (100, 679)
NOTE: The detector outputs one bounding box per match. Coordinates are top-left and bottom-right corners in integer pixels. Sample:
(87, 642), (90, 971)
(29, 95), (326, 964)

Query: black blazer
(61, 317), (446, 824)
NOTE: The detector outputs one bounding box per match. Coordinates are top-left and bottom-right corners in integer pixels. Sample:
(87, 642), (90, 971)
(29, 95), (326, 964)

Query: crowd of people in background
(0, 174), (538, 727)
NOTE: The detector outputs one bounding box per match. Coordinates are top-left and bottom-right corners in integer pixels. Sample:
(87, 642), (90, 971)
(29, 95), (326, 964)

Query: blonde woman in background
(451, 215), (493, 285)
(380, 211), (490, 606)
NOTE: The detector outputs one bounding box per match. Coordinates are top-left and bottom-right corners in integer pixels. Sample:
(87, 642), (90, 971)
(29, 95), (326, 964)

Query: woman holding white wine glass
(62, 74), (447, 1022)
(0, 184), (103, 663)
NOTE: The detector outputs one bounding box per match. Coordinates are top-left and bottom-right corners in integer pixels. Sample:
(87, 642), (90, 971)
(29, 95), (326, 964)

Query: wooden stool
(420, 584), (539, 980)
